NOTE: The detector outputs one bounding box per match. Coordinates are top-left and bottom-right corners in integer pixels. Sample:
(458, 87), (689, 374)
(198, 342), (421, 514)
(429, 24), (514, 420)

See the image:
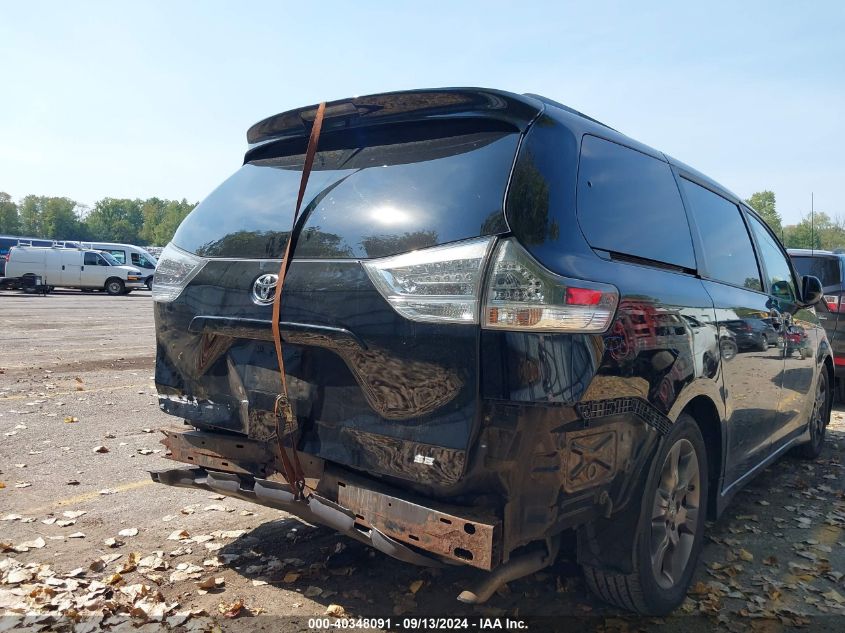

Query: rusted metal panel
(159, 427), (323, 482)
(336, 481), (500, 571)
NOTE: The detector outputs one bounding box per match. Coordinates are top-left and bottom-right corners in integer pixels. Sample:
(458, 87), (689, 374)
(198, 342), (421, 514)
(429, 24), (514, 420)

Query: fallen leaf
(738, 549), (754, 562)
(197, 576), (225, 590)
(15, 536), (46, 551)
(824, 589), (845, 604)
(168, 529), (190, 540)
(251, 580), (268, 587)
(304, 586), (322, 598)
(409, 579), (424, 594)
(64, 416), (79, 423)
(283, 572), (300, 583)
(218, 597), (245, 618)
(63, 510), (87, 519)
(118, 528), (139, 537)
(92, 446), (109, 454)
(68, 532), (86, 539)
(104, 537), (124, 548)
(104, 572), (123, 585)
(325, 604), (346, 617)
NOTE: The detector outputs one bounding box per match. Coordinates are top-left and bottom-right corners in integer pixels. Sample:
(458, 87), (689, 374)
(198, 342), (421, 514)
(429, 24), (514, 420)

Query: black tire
(145, 277), (153, 290)
(105, 278), (125, 296)
(756, 337), (767, 352)
(583, 413), (709, 615)
(123, 289), (133, 295)
(794, 370), (830, 459)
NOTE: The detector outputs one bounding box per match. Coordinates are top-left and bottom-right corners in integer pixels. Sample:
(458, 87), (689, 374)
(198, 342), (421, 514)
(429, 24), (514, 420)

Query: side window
(577, 135), (695, 269)
(109, 250), (126, 264)
(680, 179), (762, 291)
(84, 252), (99, 266)
(131, 253), (141, 266)
(746, 213), (796, 301)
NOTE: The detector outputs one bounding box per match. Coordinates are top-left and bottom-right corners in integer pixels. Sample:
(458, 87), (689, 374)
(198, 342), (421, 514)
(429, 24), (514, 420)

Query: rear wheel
(583, 413), (708, 615)
(794, 370), (829, 459)
(145, 277), (153, 290)
(105, 278), (125, 296)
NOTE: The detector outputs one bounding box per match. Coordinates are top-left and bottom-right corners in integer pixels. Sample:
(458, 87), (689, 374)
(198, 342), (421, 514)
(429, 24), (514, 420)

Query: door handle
(62, 265), (65, 270)
(81, 266), (84, 271)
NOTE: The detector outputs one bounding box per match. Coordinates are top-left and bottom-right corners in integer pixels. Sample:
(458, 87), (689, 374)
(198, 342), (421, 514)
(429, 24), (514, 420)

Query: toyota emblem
(252, 273), (279, 305)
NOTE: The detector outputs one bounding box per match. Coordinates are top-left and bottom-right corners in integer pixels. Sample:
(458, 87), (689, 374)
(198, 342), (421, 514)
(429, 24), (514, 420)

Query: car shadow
(217, 408), (845, 625)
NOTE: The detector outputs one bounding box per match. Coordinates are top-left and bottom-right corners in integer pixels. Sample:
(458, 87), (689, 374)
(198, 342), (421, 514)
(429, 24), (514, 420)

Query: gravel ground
(1, 290), (844, 632)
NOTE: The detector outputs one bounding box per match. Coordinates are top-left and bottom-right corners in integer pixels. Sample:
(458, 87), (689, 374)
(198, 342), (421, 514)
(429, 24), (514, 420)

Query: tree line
(0, 192), (197, 246)
(746, 191), (843, 251)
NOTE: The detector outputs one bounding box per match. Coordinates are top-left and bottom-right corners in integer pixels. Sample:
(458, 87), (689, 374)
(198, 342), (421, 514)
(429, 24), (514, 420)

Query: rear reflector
(482, 239), (618, 333)
(834, 356), (845, 367)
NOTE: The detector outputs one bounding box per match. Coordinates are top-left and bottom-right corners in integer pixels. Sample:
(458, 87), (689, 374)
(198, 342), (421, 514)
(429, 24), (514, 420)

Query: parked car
(84, 242), (158, 289)
(5, 244), (145, 294)
(149, 88), (830, 615)
(789, 249), (845, 399)
(722, 317), (778, 351)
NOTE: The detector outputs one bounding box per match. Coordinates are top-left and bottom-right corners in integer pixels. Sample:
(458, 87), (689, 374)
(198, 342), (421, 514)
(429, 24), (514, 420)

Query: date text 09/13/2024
(307, 618), (529, 630)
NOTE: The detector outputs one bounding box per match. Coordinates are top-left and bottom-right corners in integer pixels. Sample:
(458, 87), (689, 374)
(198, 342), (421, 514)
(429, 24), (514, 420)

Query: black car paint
(153, 88), (831, 574)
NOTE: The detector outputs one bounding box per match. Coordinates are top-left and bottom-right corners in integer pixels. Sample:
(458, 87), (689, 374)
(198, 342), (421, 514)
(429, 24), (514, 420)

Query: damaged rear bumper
(150, 466), (445, 567)
(150, 428), (502, 570)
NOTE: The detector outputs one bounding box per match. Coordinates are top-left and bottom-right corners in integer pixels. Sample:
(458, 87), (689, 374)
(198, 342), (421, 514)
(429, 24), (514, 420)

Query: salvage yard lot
(2, 290), (845, 631)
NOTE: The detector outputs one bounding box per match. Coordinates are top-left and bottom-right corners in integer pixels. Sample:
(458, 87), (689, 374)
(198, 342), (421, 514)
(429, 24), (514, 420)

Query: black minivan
(150, 88), (829, 615)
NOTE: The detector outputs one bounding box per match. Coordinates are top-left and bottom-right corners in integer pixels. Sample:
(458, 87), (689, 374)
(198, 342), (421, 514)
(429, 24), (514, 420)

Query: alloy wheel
(810, 374), (827, 447)
(650, 438), (701, 589)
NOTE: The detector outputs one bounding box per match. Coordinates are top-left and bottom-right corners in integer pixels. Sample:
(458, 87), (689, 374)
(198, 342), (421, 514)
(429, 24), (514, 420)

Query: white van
(5, 245), (145, 295)
(84, 242), (158, 289)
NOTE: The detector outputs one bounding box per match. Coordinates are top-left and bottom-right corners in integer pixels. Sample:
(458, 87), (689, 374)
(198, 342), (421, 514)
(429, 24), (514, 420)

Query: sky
(1, 1), (843, 225)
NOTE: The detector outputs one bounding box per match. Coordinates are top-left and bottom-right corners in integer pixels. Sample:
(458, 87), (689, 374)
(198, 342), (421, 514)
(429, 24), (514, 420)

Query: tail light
(482, 238), (618, 332)
(151, 243), (207, 303)
(362, 237), (494, 323)
(365, 236), (619, 331)
(824, 294), (843, 312)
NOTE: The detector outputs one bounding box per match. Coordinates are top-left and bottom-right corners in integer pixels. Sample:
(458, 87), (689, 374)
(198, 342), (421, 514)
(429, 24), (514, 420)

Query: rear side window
(108, 250), (126, 264)
(791, 256), (841, 287)
(173, 125), (519, 259)
(680, 179), (762, 292)
(577, 135), (695, 269)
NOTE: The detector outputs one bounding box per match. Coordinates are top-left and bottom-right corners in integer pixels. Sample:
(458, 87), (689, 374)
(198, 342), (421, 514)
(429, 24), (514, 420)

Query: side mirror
(801, 275), (823, 306)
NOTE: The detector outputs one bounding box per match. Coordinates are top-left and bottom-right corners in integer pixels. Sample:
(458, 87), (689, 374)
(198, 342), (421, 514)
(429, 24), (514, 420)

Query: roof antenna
(811, 192), (815, 255)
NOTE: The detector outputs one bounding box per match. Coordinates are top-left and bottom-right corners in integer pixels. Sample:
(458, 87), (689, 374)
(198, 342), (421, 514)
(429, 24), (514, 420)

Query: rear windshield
(791, 255), (842, 287)
(173, 127), (519, 259)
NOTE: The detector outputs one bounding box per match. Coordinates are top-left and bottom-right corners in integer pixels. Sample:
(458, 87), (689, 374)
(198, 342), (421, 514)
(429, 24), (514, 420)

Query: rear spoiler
(245, 88), (544, 150)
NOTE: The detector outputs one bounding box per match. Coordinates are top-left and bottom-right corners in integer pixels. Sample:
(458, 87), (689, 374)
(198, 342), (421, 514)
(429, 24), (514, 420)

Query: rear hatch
(154, 89), (542, 488)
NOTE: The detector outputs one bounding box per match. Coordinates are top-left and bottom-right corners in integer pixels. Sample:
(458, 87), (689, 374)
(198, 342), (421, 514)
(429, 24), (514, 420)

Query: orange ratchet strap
(271, 101), (326, 500)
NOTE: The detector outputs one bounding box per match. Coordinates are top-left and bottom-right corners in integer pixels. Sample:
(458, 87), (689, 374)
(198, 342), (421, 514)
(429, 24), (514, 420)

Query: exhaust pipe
(456, 537), (560, 605)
